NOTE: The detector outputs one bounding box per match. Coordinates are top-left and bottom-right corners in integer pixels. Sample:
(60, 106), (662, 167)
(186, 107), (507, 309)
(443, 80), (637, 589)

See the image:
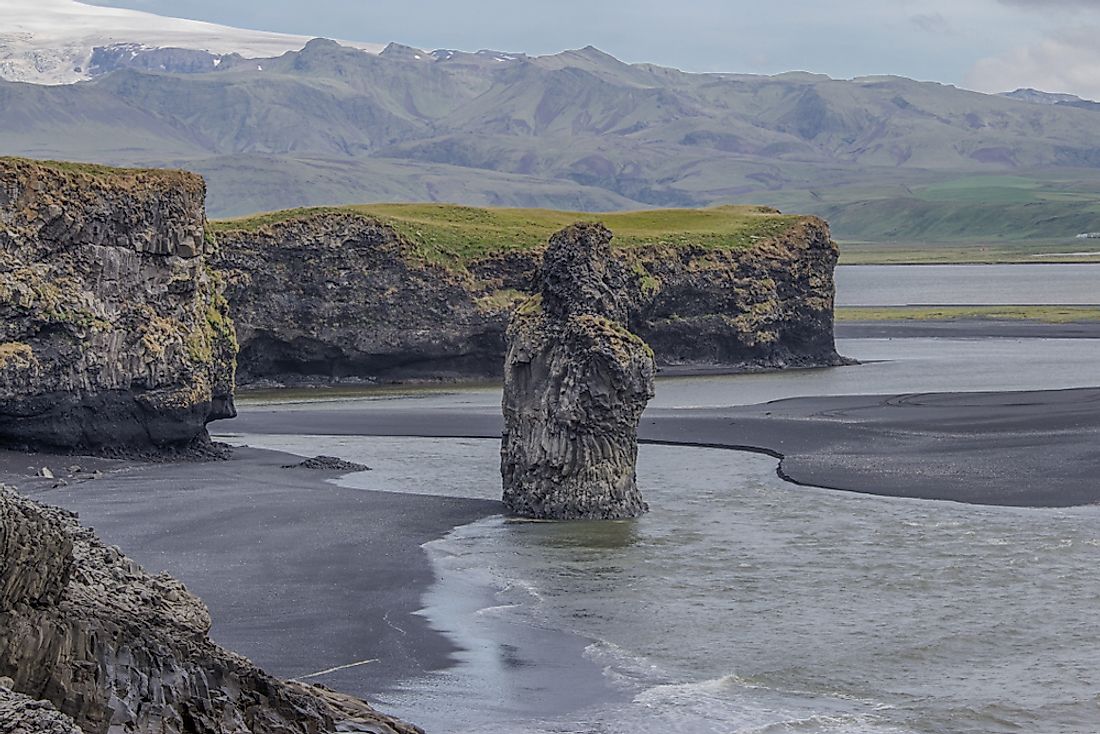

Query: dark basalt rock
(501, 224), (656, 520)
(282, 454), (372, 472)
(0, 688), (81, 734)
(0, 484), (421, 734)
(0, 158), (237, 451)
(214, 212), (843, 387)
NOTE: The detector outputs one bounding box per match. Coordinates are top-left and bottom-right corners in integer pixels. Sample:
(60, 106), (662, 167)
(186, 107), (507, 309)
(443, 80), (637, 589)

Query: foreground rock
(0, 687), (81, 734)
(0, 158), (236, 451)
(0, 484), (420, 734)
(501, 224), (656, 520)
(212, 208), (842, 385)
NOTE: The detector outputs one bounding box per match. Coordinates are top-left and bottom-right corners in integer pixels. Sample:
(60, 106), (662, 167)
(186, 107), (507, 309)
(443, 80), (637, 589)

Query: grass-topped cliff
(211, 202), (841, 384)
(0, 157), (236, 450)
(210, 203), (804, 270)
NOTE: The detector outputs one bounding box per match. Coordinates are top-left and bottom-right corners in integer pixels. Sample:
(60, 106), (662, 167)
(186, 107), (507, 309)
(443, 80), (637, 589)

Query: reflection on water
(508, 517), (643, 550)
(232, 434), (1100, 734)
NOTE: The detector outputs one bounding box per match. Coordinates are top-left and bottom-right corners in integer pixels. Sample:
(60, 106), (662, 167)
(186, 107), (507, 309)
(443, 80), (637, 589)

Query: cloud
(909, 13), (953, 34)
(966, 27), (1100, 99)
(996, 0), (1100, 9)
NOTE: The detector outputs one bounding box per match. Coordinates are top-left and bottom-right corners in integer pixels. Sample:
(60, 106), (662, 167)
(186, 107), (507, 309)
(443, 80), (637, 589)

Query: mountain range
(2, 1), (1100, 243)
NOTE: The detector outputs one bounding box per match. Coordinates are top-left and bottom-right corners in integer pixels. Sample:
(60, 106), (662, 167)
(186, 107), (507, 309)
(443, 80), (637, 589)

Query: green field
(816, 173), (1100, 263)
(211, 203), (804, 268)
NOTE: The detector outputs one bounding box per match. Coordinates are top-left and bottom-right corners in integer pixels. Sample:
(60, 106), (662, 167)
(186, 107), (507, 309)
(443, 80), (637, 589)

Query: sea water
(835, 263), (1100, 306)
(235, 434), (1100, 733)
(229, 332), (1100, 733)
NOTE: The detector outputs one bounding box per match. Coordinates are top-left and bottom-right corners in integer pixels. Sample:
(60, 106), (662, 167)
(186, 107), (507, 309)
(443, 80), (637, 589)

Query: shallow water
(226, 326), (1100, 732)
(237, 337), (1100, 413)
(835, 263), (1100, 307)
(233, 434), (1100, 733)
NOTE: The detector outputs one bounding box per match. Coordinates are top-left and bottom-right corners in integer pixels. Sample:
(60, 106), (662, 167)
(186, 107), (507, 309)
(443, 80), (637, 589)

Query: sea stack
(501, 223), (656, 520)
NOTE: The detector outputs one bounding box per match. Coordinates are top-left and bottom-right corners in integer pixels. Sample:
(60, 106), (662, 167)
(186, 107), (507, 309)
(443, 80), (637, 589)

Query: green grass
(916, 175), (1044, 204)
(836, 306), (1100, 323)
(0, 156), (185, 179)
(210, 203), (804, 268)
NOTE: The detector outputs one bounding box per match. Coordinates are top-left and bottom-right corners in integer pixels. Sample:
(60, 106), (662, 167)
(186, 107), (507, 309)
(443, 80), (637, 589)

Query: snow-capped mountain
(0, 0), (384, 84)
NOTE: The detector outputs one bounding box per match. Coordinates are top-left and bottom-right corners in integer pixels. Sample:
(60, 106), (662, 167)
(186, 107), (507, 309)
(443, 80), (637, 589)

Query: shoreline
(0, 445), (500, 702)
(224, 385), (1100, 507)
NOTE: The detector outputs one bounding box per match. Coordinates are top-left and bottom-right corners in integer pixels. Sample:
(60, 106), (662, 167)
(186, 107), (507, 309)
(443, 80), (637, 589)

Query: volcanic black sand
(225, 386), (1100, 507)
(0, 447), (504, 700)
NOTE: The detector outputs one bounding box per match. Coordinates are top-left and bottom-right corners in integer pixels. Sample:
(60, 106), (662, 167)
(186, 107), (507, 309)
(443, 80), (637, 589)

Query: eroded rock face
(0, 484), (421, 734)
(501, 224), (656, 520)
(0, 158), (237, 450)
(212, 213), (504, 384)
(214, 212), (842, 386)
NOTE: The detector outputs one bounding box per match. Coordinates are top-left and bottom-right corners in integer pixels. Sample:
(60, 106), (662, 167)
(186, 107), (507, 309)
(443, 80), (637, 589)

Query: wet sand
(0, 446), (501, 698)
(225, 386), (1100, 507)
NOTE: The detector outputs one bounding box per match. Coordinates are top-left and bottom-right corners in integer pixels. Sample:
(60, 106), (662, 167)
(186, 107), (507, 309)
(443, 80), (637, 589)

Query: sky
(88, 0), (1100, 99)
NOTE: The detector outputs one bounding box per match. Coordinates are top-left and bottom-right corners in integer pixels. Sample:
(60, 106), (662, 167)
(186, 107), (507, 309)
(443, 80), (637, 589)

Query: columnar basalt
(501, 223), (656, 520)
(0, 158), (237, 450)
(0, 484), (420, 734)
(212, 208), (843, 386)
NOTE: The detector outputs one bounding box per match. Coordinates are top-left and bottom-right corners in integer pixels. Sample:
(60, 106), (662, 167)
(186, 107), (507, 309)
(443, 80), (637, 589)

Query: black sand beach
(0, 447), (500, 697)
(225, 386), (1100, 507)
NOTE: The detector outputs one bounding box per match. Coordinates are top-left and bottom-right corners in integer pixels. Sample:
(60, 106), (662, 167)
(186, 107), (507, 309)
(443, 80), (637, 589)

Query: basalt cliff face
(0, 484), (420, 734)
(501, 224), (655, 520)
(0, 158), (237, 450)
(214, 211), (840, 385)
(213, 214), (499, 383)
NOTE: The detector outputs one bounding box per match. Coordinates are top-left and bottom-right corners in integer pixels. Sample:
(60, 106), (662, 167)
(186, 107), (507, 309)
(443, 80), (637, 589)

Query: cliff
(0, 483), (420, 734)
(211, 204), (842, 385)
(0, 158), (237, 450)
(501, 224), (655, 519)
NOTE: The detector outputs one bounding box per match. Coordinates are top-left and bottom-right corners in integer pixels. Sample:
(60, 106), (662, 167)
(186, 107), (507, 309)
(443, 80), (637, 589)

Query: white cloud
(965, 27), (1100, 99)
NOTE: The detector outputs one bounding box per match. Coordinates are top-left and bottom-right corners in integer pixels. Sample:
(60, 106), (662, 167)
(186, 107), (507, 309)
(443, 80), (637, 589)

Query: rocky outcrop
(500, 224), (655, 520)
(0, 687), (82, 734)
(0, 483), (420, 734)
(213, 210), (841, 386)
(212, 214), (498, 383)
(0, 158), (237, 451)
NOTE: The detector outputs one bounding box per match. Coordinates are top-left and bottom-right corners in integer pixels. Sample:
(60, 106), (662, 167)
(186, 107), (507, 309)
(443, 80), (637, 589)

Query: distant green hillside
(211, 203), (804, 267)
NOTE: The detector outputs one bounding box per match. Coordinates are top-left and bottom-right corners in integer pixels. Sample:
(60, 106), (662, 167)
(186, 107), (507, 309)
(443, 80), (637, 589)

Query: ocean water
(238, 337), (1100, 413)
(233, 434), (1100, 733)
(228, 327), (1100, 733)
(834, 263), (1100, 306)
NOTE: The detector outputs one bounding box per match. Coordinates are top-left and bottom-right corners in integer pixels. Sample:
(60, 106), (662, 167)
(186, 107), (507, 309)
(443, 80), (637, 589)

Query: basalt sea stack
(501, 223), (656, 520)
(0, 158), (237, 450)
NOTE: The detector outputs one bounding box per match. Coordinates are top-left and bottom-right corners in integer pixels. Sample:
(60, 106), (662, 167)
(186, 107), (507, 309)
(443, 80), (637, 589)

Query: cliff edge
(0, 158), (237, 450)
(501, 224), (656, 520)
(0, 483), (420, 734)
(211, 204), (842, 385)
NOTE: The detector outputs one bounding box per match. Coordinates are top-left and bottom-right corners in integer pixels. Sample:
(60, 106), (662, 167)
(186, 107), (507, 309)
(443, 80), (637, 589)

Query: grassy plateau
(210, 203), (804, 268)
